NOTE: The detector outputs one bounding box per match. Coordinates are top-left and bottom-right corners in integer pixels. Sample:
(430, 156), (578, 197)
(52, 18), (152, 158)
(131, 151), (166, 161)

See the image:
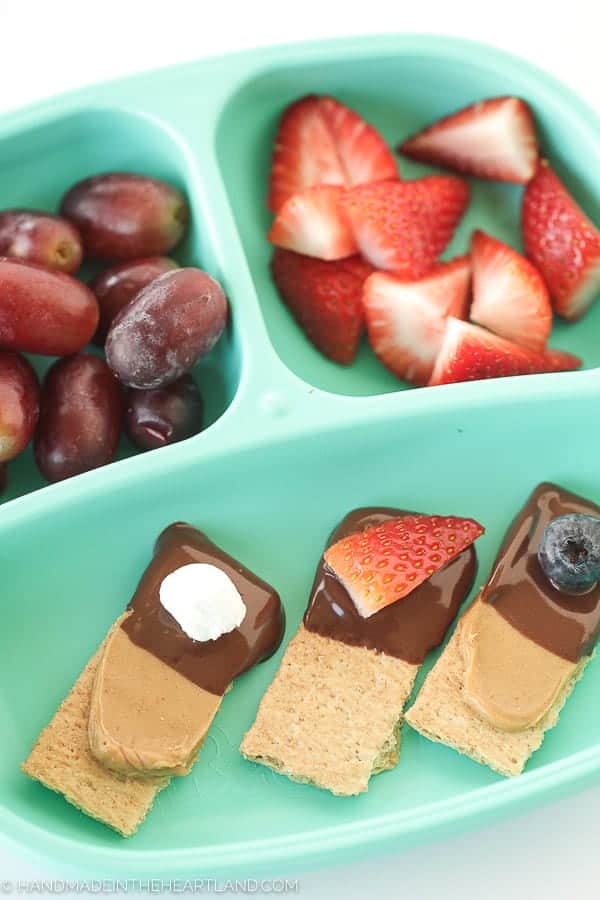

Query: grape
(105, 267), (228, 389)
(34, 354), (122, 482)
(91, 256), (178, 345)
(0, 351), (39, 463)
(60, 173), (189, 260)
(0, 209), (83, 273)
(125, 374), (203, 451)
(0, 258), (99, 356)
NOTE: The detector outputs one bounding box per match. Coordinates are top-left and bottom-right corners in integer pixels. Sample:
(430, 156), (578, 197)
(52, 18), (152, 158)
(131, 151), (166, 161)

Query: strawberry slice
(522, 161), (600, 320)
(368, 256), (471, 318)
(268, 94), (398, 213)
(362, 275), (446, 386)
(428, 318), (579, 386)
(269, 96), (344, 215)
(319, 96), (398, 189)
(398, 96), (538, 183)
(543, 348), (582, 372)
(270, 248), (372, 364)
(324, 514), (484, 618)
(362, 258), (471, 386)
(268, 185), (357, 261)
(470, 229), (552, 352)
(342, 177), (469, 277)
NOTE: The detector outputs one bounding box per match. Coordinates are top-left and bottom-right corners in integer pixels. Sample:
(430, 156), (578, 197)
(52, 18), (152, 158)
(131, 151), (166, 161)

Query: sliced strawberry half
(269, 96), (344, 214)
(362, 259), (471, 386)
(398, 96), (538, 183)
(319, 96), (398, 189)
(428, 318), (579, 386)
(418, 255), (472, 318)
(268, 185), (357, 261)
(268, 94), (398, 213)
(374, 256), (471, 318)
(324, 514), (484, 618)
(470, 229), (552, 352)
(522, 160), (600, 320)
(270, 248), (372, 364)
(543, 348), (582, 372)
(342, 176), (469, 277)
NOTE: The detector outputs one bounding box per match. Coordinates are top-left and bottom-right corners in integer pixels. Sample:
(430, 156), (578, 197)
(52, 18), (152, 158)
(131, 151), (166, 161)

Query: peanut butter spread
(460, 483), (600, 733)
(460, 600), (576, 732)
(89, 613), (223, 777)
(87, 523), (284, 778)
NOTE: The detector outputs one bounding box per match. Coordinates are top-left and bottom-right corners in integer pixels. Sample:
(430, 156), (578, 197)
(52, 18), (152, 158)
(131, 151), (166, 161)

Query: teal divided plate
(2, 34), (600, 879)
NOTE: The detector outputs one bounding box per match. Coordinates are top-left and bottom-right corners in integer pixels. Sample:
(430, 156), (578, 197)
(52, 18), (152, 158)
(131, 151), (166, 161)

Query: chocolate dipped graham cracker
(241, 507), (482, 795)
(406, 483), (600, 776)
(22, 523), (284, 836)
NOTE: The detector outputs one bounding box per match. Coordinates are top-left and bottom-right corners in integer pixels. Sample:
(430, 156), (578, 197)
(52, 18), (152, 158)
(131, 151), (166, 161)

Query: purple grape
(125, 374), (203, 450)
(0, 257), (99, 356)
(105, 267), (228, 389)
(91, 256), (178, 344)
(0, 209), (83, 273)
(35, 354), (123, 482)
(60, 173), (188, 260)
(0, 351), (40, 463)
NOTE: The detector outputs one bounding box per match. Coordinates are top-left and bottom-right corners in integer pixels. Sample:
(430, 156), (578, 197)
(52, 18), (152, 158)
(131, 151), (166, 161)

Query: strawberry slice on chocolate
(324, 514), (484, 618)
(268, 94), (398, 213)
(398, 96), (538, 184)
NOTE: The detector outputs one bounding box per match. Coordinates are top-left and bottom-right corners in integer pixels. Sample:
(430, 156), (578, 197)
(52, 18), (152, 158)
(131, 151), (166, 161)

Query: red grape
(125, 374), (203, 450)
(0, 209), (83, 273)
(34, 354), (122, 482)
(0, 258), (99, 356)
(105, 267), (228, 388)
(91, 256), (178, 344)
(0, 351), (39, 463)
(60, 173), (189, 260)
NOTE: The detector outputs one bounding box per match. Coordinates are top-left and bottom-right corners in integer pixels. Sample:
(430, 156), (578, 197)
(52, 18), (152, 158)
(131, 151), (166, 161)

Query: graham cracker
(240, 625), (417, 795)
(22, 647), (169, 837)
(405, 599), (590, 777)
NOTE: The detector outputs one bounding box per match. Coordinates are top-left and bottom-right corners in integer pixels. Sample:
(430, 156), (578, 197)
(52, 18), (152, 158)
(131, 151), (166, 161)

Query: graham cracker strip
(240, 625), (417, 795)
(405, 599), (590, 777)
(22, 647), (169, 837)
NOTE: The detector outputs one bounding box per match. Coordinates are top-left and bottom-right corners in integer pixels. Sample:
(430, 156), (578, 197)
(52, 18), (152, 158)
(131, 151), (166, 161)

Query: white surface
(1, 0), (598, 895)
(160, 564), (245, 642)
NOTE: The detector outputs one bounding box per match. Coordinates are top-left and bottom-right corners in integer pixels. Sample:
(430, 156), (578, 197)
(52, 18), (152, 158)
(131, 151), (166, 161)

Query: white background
(1, 0), (598, 896)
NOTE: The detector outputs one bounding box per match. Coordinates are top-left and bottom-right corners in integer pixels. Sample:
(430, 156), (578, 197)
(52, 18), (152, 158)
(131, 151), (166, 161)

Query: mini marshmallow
(159, 563), (246, 642)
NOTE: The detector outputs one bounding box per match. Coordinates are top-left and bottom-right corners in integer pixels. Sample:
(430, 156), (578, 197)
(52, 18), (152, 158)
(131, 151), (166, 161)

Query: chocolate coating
(304, 507), (477, 664)
(482, 482), (600, 661)
(122, 523), (285, 695)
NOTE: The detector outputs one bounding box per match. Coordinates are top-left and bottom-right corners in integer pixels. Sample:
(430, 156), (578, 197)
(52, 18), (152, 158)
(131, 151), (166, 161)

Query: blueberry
(538, 514), (600, 594)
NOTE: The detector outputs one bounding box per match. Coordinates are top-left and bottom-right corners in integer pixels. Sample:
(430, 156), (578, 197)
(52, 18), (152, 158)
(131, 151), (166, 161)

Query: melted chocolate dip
(304, 507), (477, 664)
(122, 523), (285, 695)
(482, 482), (600, 661)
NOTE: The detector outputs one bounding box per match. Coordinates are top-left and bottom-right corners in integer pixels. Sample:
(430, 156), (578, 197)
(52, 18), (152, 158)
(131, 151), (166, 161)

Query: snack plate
(2, 34), (600, 878)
